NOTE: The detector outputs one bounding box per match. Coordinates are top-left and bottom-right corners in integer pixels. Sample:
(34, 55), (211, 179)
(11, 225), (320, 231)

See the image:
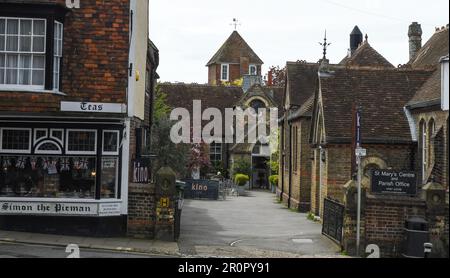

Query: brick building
(160, 31), (283, 185)
(0, 0), (159, 236)
(207, 31), (263, 85)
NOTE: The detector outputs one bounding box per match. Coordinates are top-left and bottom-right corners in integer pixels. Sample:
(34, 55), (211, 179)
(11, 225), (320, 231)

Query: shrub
(232, 159), (252, 178)
(269, 175), (279, 186)
(234, 174), (250, 187)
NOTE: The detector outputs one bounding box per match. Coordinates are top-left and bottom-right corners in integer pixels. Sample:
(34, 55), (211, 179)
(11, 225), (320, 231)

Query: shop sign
(132, 159), (150, 184)
(61, 101), (127, 113)
(0, 201), (122, 217)
(371, 170), (417, 196)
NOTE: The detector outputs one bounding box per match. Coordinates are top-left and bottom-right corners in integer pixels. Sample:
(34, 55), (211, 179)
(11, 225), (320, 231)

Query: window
(101, 157), (119, 199)
(103, 130), (120, 155)
(53, 21), (63, 91)
(0, 15), (64, 92)
(0, 17), (46, 89)
(34, 128), (48, 143)
(221, 64), (229, 81)
(66, 130), (97, 155)
(210, 142), (222, 164)
(249, 64), (257, 75)
(0, 128), (31, 153)
(35, 140), (62, 155)
(250, 99), (266, 111)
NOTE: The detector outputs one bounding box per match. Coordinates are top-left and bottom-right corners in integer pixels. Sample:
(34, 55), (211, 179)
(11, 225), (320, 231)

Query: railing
(322, 198), (345, 245)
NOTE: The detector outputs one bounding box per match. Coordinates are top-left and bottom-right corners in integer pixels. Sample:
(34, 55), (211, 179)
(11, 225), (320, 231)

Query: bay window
(0, 9), (65, 92)
(0, 127), (122, 200)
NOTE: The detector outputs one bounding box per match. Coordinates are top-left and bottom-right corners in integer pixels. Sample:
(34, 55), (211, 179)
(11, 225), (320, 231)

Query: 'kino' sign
(133, 159), (150, 184)
(371, 170), (417, 196)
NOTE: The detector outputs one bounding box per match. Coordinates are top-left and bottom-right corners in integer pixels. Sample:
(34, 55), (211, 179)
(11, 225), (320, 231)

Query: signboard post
(355, 107), (364, 257)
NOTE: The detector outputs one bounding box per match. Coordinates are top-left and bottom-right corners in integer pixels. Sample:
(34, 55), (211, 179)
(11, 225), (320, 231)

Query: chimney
(267, 69), (273, 87)
(350, 26), (363, 55)
(409, 22), (423, 61)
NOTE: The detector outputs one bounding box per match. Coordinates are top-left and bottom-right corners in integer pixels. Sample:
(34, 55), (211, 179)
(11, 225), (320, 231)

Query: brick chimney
(267, 69), (273, 87)
(409, 22), (423, 61)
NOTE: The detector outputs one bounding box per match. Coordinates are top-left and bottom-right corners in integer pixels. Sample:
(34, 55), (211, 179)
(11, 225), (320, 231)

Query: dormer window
(0, 4), (68, 92)
(221, 64), (229, 81)
(249, 64), (257, 75)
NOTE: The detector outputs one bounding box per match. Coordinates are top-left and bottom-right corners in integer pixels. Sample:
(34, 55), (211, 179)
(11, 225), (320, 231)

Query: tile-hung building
(160, 31), (283, 186)
(0, 0), (158, 236)
(404, 23), (449, 192)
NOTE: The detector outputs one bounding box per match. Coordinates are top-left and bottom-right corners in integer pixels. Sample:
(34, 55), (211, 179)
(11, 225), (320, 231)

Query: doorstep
(0, 230), (180, 257)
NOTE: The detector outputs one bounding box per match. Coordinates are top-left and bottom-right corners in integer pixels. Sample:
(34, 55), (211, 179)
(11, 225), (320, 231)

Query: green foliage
(232, 159), (251, 177)
(269, 175), (279, 186)
(307, 212), (315, 221)
(270, 160), (279, 175)
(154, 85), (172, 121)
(151, 85), (188, 177)
(234, 174), (250, 186)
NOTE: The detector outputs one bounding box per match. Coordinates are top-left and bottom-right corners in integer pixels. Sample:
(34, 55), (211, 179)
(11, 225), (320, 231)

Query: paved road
(178, 191), (341, 258)
(0, 242), (168, 258)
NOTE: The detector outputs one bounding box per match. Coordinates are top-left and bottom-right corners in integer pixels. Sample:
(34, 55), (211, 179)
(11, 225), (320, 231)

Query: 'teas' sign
(371, 170), (417, 196)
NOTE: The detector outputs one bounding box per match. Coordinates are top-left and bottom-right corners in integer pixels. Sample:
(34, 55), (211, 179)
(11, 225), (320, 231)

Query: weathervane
(230, 18), (241, 31)
(319, 30), (332, 60)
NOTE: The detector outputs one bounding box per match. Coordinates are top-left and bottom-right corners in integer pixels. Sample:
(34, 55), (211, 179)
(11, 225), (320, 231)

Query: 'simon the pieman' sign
(371, 170), (417, 196)
(133, 159), (150, 184)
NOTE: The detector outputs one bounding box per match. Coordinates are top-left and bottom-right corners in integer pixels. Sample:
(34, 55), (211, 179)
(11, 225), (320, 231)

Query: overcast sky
(149, 0), (449, 83)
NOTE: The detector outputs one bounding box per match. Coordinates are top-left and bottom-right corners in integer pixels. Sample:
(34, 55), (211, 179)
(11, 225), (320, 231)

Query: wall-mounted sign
(371, 170), (417, 196)
(61, 101), (127, 113)
(0, 201), (122, 217)
(132, 159), (150, 184)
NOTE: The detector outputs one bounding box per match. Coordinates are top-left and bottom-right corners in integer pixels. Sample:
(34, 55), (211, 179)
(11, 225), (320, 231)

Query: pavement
(178, 191), (344, 258)
(0, 230), (180, 258)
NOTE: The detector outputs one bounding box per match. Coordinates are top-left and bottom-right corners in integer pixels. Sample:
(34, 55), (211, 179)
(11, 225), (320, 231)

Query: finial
(365, 34), (368, 42)
(230, 18), (241, 31)
(319, 30), (332, 60)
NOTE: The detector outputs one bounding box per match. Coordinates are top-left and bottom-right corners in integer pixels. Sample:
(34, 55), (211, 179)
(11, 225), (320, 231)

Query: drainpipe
(288, 124), (293, 208)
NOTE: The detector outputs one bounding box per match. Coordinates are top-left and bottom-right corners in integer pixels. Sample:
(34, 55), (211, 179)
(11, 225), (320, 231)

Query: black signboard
(183, 180), (219, 200)
(132, 159), (151, 184)
(371, 170), (417, 196)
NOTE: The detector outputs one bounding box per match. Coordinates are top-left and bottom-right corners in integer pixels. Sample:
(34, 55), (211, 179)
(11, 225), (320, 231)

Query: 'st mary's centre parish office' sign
(371, 170), (417, 196)
(61, 101), (127, 113)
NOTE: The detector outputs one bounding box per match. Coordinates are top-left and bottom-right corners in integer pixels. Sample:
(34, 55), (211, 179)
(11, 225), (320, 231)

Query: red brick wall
(0, 0), (130, 113)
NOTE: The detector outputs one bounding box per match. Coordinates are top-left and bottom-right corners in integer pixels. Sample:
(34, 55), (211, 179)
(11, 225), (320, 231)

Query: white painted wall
(441, 56), (449, 111)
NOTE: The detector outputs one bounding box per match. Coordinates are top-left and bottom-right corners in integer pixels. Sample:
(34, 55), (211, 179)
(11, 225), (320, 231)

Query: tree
(151, 86), (189, 177)
(265, 66), (286, 87)
(188, 141), (211, 179)
(232, 158), (252, 178)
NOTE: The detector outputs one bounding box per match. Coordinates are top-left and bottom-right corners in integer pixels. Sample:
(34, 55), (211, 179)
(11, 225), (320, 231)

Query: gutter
(406, 99), (441, 110)
(404, 106), (418, 142)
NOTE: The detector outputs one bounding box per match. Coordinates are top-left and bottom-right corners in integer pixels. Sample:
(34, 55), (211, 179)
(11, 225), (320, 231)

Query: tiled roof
(206, 31), (263, 66)
(159, 83), (243, 115)
(339, 41), (394, 68)
(410, 26), (449, 68)
(285, 62), (320, 107)
(319, 67), (433, 142)
(408, 70), (441, 107)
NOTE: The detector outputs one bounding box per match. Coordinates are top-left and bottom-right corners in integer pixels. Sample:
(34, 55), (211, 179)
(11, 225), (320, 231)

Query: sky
(149, 0), (449, 83)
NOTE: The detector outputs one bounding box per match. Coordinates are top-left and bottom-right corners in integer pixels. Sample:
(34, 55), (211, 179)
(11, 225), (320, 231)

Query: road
(0, 242), (168, 258)
(178, 191), (342, 258)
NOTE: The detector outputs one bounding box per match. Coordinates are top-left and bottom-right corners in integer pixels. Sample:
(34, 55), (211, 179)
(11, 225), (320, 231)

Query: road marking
(230, 239), (244, 247)
(292, 239), (314, 244)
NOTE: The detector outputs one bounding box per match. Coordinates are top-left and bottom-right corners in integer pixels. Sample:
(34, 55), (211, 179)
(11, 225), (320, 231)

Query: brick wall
(127, 183), (156, 239)
(0, 0), (130, 113)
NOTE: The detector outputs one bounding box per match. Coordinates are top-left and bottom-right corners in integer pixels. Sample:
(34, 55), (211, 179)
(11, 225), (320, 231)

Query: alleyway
(178, 191), (342, 258)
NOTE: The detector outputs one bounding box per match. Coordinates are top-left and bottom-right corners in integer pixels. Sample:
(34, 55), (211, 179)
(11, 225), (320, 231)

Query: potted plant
(269, 175), (279, 193)
(234, 174), (250, 196)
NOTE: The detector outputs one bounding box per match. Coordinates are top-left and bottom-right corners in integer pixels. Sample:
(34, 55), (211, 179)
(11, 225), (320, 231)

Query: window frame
(210, 142), (222, 164)
(249, 64), (257, 75)
(0, 127), (32, 154)
(220, 64), (229, 81)
(102, 130), (120, 156)
(66, 129), (98, 156)
(0, 16), (47, 90)
(0, 5), (66, 93)
(34, 139), (62, 155)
